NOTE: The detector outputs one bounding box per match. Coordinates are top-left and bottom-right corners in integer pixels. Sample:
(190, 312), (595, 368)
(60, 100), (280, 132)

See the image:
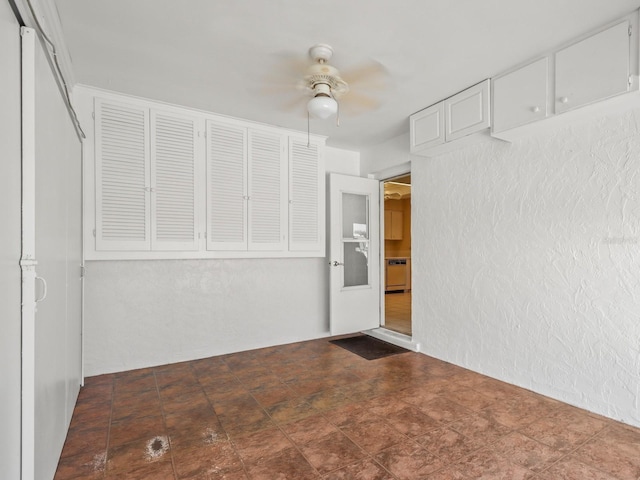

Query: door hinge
(80, 265), (86, 278)
(629, 25), (632, 36)
(92, 111), (95, 120)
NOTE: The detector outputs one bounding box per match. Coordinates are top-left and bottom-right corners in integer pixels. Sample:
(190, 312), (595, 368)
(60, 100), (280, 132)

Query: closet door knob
(532, 106), (540, 113)
(559, 96), (569, 104)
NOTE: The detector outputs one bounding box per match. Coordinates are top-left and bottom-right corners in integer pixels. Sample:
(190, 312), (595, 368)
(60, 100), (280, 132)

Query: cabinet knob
(531, 106), (540, 113)
(559, 96), (569, 104)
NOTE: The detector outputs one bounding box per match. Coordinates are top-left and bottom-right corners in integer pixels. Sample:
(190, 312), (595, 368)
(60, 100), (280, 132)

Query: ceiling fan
(266, 44), (389, 123)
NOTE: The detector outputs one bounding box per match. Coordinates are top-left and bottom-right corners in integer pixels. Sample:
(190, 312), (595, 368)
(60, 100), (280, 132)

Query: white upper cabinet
(206, 122), (288, 252)
(95, 99), (151, 251)
(86, 90), (325, 259)
(289, 137), (325, 253)
(492, 12), (638, 141)
(492, 57), (549, 134)
(95, 99), (201, 252)
(555, 20), (630, 114)
(445, 79), (490, 142)
(410, 80), (492, 157)
(409, 102), (444, 152)
(247, 129), (287, 251)
(150, 110), (200, 251)
(206, 120), (247, 251)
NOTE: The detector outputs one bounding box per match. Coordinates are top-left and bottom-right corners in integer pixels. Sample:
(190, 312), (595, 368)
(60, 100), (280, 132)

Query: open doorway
(382, 174), (411, 336)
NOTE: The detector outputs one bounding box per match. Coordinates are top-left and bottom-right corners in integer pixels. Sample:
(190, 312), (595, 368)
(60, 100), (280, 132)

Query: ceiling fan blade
(339, 91), (381, 116)
(340, 60), (390, 90)
(281, 94), (308, 114)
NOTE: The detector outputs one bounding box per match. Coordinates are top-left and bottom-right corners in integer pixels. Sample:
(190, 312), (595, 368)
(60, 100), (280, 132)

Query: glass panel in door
(341, 192), (370, 288)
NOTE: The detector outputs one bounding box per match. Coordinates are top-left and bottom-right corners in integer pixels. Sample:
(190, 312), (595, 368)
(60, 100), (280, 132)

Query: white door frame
(364, 164), (420, 351)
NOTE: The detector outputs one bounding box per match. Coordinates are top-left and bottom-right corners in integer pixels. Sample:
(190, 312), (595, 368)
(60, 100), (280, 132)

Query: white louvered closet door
(206, 120), (247, 250)
(289, 138), (324, 252)
(95, 99), (151, 251)
(150, 110), (199, 251)
(248, 130), (287, 251)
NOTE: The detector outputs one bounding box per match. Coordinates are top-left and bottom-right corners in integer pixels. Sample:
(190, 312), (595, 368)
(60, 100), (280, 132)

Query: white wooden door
(556, 20), (630, 114)
(22, 26), (83, 480)
(329, 173), (380, 335)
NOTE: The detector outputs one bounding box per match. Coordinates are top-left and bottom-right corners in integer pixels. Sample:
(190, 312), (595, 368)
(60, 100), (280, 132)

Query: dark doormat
(330, 335), (409, 360)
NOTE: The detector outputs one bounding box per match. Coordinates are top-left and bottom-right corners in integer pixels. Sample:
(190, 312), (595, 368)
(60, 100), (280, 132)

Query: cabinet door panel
(445, 80), (490, 141)
(151, 110), (199, 251)
(410, 102), (444, 152)
(493, 57), (549, 133)
(95, 99), (151, 251)
(248, 130), (286, 251)
(206, 121), (247, 251)
(556, 21), (630, 114)
(289, 138), (324, 252)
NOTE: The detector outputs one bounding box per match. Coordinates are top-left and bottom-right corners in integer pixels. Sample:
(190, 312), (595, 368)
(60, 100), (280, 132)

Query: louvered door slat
(248, 130), (286, 251)
(289, 138), (323, 252)
(206, 121), (247, 250)
(150, 111), (199, 250)
(95, 100), (151, 250)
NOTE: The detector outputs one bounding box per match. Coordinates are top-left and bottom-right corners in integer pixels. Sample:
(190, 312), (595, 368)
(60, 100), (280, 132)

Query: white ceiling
(54, 0), (640, 150)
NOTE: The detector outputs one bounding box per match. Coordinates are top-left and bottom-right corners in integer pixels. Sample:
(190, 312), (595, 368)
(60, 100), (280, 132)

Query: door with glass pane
(329, 173), (380, 335)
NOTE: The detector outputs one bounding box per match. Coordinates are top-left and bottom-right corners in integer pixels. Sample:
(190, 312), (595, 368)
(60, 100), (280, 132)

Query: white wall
(405, 111), (640, 427)
(0, 4), (23, 479)
(84, 147), (359, 376)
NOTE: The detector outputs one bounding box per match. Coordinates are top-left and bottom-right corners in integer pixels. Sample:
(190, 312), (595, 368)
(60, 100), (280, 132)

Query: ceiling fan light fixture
(307, 95), (337, 119)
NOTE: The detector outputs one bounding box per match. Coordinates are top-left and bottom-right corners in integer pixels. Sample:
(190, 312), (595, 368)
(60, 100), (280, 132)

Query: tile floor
(384, 292), (411, 336)
(55, 336), (640, 479)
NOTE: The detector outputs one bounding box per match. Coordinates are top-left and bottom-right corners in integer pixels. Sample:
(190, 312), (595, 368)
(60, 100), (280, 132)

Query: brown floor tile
(54, 450), (107, 480)
(382, 403), (441, 437)
(491, 431), (564, 472)
(109, 414), (166, 448)
(340, 417), (407, 454)
(55, 337), (640, 480)
(244, 446), (319, 479)
(414, 397), (473, 424)
(171, 438), (243, 479)
(299, 430), (366, 474)
(251, 384), (298, 407)
(537, 456), (620, 480)
(415, 426), (483, 463)
(281, 414), (336, 445)
(374, 440), (446, 479)
(231, 427), (294, 463)
(322, 458), (394, 479)
(448, 412), (512, 445)
(571, 424), (640, 479)
(265, 398), (317, 424)
(105, 436), (173, 478)
(455, 447), (537, 479)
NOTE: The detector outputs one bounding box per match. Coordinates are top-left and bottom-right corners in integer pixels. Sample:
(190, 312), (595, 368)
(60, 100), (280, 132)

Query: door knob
(330, 260), (344, 267)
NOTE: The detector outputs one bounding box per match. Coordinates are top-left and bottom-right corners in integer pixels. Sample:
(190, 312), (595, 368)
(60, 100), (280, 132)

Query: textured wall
(411, 109), (640, 427)
(84, 258), (328, 375)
